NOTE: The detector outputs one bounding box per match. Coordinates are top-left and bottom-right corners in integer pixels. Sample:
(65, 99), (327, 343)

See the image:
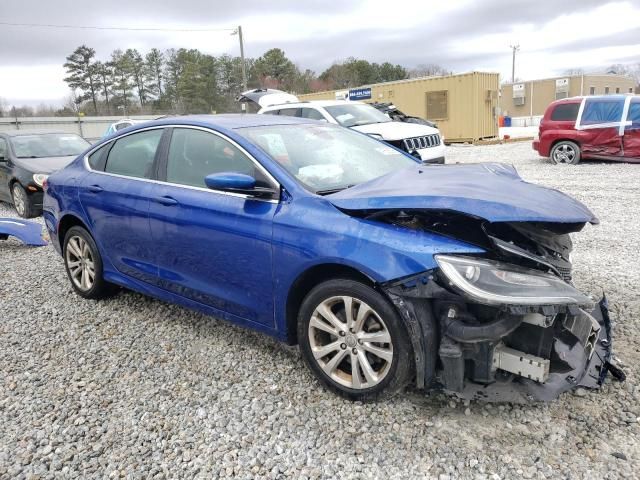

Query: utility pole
(232, 25), (248, 112)
(233, 25), (247, 91)
(510, 44), (520, 83)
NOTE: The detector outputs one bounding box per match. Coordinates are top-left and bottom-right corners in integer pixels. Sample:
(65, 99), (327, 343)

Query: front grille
(403, 134), (440, 151)
(557, 265), (572, 283)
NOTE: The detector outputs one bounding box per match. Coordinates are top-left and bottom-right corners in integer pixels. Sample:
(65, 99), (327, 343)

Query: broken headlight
(435, 255), (593, 307)
(33, 173), (49, 187)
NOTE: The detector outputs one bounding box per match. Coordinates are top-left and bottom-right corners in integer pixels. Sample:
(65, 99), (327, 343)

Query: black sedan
(0, 131), (90, 217)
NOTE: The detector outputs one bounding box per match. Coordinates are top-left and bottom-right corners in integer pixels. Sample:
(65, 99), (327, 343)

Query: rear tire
(11, 183), (37, 218)
(297, 279), (414, 401)
(63, 226), (117, 299)
(550, 141), (581, 165)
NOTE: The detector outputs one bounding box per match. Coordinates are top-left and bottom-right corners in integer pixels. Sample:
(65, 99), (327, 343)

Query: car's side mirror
(204, 172), (278, 199)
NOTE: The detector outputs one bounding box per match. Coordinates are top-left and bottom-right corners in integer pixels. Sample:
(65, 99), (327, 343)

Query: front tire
(297, 279), (413, 401)
(550, 141), (581, 165)
(11, 183), (36, 218)
(63, 226), (117, 299)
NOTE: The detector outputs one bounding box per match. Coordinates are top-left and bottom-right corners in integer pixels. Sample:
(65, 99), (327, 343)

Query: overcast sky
(1, 0), (639, 107)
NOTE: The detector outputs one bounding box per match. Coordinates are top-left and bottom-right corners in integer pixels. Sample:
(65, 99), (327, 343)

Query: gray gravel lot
(1, 141), (639, 479)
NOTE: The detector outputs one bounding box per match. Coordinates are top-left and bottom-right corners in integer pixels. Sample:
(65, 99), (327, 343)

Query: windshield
(10, 133), (90, 158)
(324, 104), (392, 127)
(238, 123), (417, 193)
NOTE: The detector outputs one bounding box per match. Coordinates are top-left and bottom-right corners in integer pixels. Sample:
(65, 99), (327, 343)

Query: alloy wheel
(65, 235), (96, 291)
(308, 295), (393, 389)
(553, 144), (576, 164)
(12, 185), (26, 216)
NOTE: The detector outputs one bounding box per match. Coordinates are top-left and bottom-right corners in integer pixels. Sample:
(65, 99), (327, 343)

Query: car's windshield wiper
(315, 184), (355, 195)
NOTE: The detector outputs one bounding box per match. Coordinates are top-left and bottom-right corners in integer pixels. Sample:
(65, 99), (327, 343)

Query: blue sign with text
(349, 88), (372, 100)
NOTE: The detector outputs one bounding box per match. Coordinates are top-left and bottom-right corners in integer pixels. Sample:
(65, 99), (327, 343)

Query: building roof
(502, 73), (635, 86)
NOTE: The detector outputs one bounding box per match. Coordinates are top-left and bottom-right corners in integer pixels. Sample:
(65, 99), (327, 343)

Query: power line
(0, 21), (235, 32)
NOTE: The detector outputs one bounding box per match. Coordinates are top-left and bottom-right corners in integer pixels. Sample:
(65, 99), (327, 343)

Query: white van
(238, 89), (445, 164)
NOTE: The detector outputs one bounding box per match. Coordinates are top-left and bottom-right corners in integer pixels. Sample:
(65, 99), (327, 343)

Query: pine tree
(145, 48), (164, 100)
(63, 45), (100, 114)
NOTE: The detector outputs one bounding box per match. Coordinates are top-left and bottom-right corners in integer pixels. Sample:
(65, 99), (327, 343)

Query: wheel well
(550, 138), (580, 151)
(57, 214), (88, 246)
(285, 264), (374, 345)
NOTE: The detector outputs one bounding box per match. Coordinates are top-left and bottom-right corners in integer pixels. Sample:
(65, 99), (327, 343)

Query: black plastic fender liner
(384, 291), (438, 389)
(439, 306), (524, 343)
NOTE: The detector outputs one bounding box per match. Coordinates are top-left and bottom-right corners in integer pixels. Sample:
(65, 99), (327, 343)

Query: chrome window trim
(82, 124), (281, 204)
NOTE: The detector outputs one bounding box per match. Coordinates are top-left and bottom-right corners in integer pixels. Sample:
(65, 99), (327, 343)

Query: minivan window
(580, 98), (625, 126)
(550, 103), (580, 121)
(104, 129), (163, 179)
(626, 99), (640, 130)
(166, 128), (259, 189)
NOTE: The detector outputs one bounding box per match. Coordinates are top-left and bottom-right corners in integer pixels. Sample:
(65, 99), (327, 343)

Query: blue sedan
(43, 114), (617, 402)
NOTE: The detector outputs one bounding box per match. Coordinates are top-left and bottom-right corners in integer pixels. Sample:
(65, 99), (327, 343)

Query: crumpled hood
(351, 121), (439, 140)
(328, 163), (598, 224)
(14, 155), (77, 174)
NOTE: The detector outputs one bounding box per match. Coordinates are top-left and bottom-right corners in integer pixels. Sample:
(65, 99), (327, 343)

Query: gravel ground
(1, 141), (639, 479)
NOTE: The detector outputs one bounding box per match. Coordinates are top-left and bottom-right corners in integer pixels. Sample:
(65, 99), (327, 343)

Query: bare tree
(408, 64), (452, 78)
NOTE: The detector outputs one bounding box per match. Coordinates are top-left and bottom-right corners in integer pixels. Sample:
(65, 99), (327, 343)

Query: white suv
(238, 89), (445, 164)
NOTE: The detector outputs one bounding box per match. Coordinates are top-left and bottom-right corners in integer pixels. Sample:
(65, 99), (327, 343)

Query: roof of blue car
(148, 113), (316, 130)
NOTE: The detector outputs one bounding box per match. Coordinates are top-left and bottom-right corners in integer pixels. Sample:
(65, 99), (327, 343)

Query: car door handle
(88, 185), (103, 193)
(153, 195), (178, 206)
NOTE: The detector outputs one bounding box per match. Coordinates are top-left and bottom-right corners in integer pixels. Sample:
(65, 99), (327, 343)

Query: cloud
(0, 0), (638, 104)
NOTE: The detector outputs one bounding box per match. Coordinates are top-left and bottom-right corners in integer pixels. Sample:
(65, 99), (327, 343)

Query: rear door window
(104, 129), (163, 179)
(578, 98), (625, 127)
(550, 103), (580, 121)
(88, 142), (112, 170)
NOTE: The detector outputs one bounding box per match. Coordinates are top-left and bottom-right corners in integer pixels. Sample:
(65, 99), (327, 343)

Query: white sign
(556, 78), (569, 88)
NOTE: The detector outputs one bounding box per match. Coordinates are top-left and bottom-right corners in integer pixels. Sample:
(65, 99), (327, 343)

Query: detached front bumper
(384, 273), (619, 403)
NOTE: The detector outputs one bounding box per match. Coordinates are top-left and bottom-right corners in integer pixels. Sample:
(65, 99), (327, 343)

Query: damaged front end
(383, 254), (621, 402)
(327, 162), (623, 401)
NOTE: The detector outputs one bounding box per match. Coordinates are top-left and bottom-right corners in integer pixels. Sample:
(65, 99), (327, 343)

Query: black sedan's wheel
(11, 183), (36, 218)
(298, 279), (413, 401)
(63, 226), (117, 299)
(550, 141), (581, 165)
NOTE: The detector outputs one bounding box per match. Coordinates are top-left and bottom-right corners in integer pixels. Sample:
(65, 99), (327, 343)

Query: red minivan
(534, 95), (640, 164)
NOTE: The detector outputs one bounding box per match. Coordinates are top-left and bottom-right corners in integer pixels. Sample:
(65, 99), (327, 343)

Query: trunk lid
(237, 89), (299, 108)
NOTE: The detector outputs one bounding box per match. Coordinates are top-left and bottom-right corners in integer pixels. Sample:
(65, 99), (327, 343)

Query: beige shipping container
(298, 71), (500, 143)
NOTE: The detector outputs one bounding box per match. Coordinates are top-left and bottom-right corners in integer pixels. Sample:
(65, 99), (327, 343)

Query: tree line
(58, 45), (425, 116)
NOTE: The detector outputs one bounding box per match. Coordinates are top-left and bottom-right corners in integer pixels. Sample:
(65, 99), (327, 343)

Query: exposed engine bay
(365, 210), (624, 402)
